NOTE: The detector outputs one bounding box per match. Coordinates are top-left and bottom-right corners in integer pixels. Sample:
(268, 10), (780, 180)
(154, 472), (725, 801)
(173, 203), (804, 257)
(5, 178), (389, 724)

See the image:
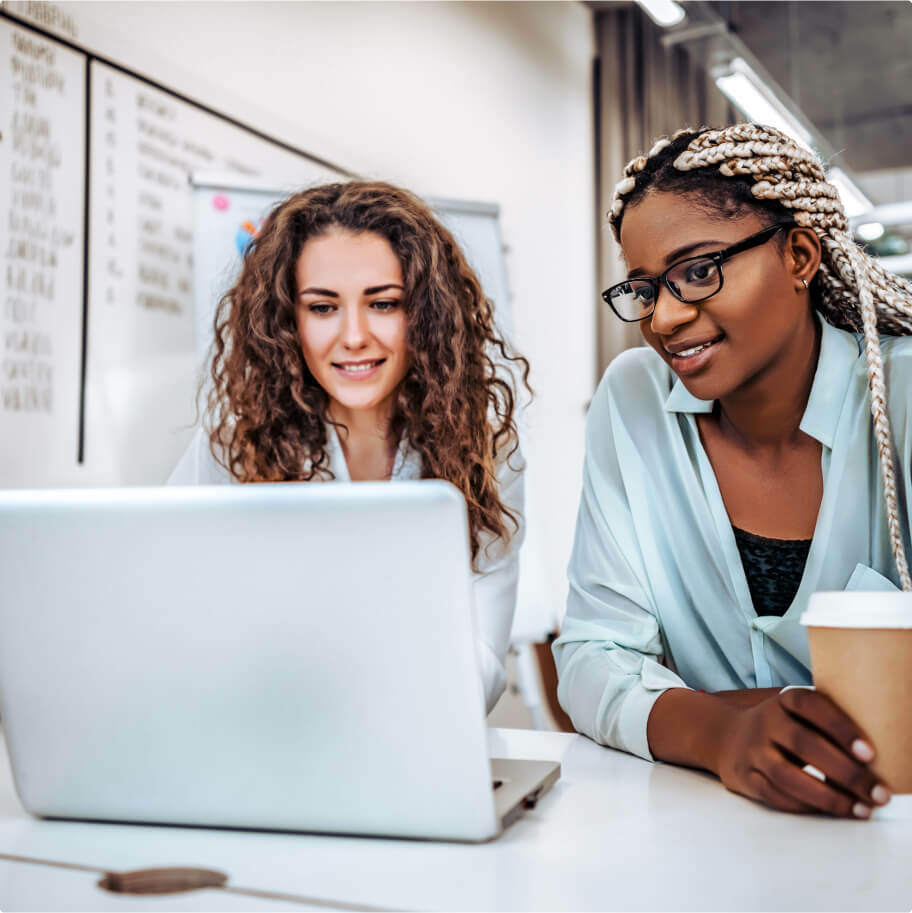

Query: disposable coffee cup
(801, 591), (912, 815)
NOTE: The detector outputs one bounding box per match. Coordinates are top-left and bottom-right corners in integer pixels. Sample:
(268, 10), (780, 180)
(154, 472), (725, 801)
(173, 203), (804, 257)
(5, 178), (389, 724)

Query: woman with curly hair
(170, 180), (530, 713)
(554, 124), (912, 816)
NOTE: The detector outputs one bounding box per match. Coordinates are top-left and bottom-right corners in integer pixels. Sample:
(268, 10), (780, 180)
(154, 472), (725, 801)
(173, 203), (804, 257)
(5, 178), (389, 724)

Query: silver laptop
(0, 482), (558, 842)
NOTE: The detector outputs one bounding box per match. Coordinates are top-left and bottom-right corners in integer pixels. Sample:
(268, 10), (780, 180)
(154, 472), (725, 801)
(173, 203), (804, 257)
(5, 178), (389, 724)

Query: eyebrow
(627, 240), (725, 278)
(298, 283), (404, 298)
(298, 287), (338, 298)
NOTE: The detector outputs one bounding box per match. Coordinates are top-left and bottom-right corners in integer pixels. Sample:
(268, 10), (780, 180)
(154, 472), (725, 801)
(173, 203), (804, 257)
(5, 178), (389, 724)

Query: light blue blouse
(554, 315), (912, 761)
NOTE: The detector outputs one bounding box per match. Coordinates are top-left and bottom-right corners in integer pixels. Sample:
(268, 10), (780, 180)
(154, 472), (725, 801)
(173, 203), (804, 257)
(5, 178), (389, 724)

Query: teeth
(675, 341), (713, 358)
(338, 361), (380, 373)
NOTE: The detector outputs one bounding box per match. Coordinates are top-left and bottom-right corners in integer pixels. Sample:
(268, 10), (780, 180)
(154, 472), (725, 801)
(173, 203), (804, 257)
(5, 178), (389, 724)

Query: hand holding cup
(714, 688), (891, 817)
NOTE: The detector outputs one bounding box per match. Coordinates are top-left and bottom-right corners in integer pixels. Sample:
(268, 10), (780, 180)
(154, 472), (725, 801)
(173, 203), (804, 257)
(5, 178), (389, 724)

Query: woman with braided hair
(554, 124), (912, 816)
(169, 180), (530, 714)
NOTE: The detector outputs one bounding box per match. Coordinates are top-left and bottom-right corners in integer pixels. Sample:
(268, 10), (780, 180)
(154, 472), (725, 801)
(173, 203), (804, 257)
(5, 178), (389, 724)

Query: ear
(785, 226), (822, 288)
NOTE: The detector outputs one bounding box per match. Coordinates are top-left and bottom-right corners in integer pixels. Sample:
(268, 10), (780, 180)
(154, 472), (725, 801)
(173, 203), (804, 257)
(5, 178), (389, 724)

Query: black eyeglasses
(602, 222), (796, 322)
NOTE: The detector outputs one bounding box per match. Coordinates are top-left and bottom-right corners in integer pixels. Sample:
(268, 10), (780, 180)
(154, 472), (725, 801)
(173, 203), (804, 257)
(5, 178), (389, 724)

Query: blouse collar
(325, 423), (422, 481)
(663, 313), (862, 450)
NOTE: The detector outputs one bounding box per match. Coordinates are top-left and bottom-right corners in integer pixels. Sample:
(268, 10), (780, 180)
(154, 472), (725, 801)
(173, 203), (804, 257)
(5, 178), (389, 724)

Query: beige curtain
(596, 6), (735, 375)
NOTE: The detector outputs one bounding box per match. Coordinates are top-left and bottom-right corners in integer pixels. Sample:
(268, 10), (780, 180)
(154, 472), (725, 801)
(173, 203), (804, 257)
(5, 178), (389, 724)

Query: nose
(340, 304), (369, 350)
(648, 283), (699, 338)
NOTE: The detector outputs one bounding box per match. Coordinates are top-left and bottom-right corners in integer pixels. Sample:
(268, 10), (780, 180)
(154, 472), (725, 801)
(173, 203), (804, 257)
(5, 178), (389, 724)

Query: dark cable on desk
(0, 852), (401, 911)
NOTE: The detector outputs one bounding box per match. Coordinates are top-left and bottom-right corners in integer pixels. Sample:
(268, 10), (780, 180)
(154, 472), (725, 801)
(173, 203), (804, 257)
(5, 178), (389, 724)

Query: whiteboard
(0, 19), (85, 486)
(84, 62), (342, 485)
(427, 197), (514, 339)
(191, 172), (515, 364)
(0, 15), (518, 498)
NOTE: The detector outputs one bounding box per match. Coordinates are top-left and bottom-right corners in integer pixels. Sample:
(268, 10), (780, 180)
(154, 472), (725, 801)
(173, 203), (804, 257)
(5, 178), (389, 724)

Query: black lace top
(732, 526), (812, 617)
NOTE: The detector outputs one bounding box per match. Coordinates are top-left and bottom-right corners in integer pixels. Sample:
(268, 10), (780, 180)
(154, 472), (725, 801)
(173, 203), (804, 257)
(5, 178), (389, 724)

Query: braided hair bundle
(609, 123), (912, 590)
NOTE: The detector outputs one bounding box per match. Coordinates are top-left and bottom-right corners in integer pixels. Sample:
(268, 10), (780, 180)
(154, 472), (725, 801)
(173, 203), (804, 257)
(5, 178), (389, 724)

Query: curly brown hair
(205, 180), (531, 565)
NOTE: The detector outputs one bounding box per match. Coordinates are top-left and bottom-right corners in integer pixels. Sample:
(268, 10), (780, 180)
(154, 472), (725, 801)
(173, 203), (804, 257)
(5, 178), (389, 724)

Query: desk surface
(0, 726), (909, 912)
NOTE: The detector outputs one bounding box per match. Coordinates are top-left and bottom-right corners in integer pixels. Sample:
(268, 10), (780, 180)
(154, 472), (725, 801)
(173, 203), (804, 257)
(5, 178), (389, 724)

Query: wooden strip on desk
(0, 852), (402, 910)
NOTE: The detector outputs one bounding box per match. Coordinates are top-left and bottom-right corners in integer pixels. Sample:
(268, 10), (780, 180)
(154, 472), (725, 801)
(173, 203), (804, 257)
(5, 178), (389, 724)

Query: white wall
(10, 0), (597, 636)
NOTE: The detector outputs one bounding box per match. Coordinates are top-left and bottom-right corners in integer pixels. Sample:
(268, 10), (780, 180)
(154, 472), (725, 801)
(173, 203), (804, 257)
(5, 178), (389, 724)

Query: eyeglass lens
(607, 256), (723, 321)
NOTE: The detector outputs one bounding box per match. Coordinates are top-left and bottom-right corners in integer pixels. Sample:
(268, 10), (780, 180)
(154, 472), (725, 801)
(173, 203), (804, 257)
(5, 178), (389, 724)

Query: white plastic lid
(801, 591), (912, 629)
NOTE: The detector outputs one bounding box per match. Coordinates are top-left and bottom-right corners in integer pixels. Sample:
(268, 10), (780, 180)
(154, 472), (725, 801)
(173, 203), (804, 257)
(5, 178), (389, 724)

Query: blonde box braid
(609, 123), (912, 591)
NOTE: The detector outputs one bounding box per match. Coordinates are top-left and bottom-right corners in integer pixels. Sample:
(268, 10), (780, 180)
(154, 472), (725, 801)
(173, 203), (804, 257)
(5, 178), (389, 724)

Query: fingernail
(852, 739), (875, 762)
(871, 785), (891, 805)
(853, 802), (871, 819)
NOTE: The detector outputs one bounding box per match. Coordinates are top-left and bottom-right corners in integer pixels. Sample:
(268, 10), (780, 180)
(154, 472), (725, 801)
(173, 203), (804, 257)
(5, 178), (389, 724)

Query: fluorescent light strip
(827, 167), (874, 220)
(878, 253), (912, 276)
(714, 58), (815, 152)
(855, 222), (885, 241)
(635, 0), (686, 27)
(713, 59), (876, 220)
(850, 201), (912, 227)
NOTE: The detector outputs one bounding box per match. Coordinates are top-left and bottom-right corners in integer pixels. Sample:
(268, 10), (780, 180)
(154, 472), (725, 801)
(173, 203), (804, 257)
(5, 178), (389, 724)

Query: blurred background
(1, 0), (909, 727)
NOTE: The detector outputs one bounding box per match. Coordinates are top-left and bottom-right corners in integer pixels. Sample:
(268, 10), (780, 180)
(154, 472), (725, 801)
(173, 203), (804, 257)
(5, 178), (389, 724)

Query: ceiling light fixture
(713, 59), (874, 220)
(851, 201), (912, 227)
(635, 0), (686, 28)
(855, 222), (886, 242)
(713, 57), (815, 153)
(827, 167), (874, 219)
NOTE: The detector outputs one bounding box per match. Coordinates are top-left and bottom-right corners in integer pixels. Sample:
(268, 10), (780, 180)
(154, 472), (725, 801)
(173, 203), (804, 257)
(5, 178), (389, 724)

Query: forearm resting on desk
(646, 688), (739, 774)
(646, 685), (890, 818)
(646, 688), (781, 772)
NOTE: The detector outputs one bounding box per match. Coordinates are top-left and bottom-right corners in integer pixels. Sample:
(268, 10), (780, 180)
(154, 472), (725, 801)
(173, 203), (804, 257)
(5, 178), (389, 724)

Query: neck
(715, 313), (821, 448)
(330, 401), (393, 440)
(328, 400), (397, 481)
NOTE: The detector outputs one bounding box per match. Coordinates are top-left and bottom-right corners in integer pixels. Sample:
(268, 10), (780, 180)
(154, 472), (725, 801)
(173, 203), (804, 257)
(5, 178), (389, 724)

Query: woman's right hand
(713, 688), (892, 817)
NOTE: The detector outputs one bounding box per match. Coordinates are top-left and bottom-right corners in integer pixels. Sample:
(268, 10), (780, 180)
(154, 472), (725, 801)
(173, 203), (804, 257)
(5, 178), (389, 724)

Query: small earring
(801, 279), (809, 289)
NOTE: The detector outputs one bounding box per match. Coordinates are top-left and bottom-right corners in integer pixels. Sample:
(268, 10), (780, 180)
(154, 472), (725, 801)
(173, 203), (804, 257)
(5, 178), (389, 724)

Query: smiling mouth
(332, 358), (386, 375)
(666, 335), (724, 359)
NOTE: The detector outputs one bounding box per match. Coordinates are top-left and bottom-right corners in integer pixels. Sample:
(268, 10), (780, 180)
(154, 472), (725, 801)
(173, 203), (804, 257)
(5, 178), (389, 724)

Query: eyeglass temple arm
(717, 222), (796, 263)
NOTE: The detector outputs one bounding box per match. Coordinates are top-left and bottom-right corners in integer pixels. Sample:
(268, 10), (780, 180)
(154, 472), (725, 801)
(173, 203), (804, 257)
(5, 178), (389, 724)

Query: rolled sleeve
(554, 371), (688, 760)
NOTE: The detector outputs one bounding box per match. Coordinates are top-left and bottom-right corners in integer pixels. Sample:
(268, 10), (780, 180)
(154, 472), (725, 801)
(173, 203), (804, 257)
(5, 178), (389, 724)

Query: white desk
(0, 727), (909, 912)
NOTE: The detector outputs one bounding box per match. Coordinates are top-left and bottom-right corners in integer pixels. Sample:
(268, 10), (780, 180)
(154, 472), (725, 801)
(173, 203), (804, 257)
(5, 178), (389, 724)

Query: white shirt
(554, 315), (911, 760)
(169, 424), (525, 713)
